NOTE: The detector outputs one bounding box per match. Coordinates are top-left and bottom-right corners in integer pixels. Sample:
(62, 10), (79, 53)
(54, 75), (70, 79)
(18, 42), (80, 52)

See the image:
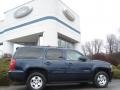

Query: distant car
(8, 46), (112, 90)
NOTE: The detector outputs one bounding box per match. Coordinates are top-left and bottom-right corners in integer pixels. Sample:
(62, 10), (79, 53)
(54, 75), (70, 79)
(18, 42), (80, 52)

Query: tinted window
(14, 47), (44, 59)
(66, 50), (83, 60)
(58, 38), (74, 49)
(46, 49), (63, 60)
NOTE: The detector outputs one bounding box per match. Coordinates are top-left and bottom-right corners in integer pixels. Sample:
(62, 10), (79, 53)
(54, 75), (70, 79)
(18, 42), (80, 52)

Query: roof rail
(16, 45), (69, 49)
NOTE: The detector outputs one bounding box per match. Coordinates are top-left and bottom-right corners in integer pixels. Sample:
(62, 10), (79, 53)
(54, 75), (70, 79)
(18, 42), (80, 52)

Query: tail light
(9, 58), (16, 71)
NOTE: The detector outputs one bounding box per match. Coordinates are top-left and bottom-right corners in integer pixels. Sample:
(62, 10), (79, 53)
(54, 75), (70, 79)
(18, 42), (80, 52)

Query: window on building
(0, 43), (3, 45)
(58, 39), (74, 49)
(46, 49), (63, 60)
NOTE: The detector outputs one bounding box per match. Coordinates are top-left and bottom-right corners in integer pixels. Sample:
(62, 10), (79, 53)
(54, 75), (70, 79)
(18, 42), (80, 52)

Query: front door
(65, 50), (92, 81)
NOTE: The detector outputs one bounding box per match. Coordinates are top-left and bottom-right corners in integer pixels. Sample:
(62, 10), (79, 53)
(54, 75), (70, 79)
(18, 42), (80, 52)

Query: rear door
(43, 48), (67, 81)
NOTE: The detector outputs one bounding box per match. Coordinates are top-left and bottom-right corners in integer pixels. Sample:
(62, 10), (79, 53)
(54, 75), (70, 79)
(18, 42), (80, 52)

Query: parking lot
(0, 79), (120, 90)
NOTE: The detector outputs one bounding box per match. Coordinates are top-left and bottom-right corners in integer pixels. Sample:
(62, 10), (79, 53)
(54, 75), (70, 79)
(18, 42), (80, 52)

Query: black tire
(26, 72), (46, 90)
(93, 71), (109, 88)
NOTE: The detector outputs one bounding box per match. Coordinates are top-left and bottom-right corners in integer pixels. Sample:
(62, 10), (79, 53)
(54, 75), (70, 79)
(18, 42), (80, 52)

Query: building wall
(0, 0), (80, 55)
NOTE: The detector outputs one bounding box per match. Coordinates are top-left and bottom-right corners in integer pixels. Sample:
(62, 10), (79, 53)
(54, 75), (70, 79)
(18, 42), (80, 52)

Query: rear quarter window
(14, 47), (44, 59)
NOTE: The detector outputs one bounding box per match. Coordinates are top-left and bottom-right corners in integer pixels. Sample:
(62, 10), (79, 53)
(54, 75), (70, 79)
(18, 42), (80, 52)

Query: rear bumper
(8, 70), (25, 82)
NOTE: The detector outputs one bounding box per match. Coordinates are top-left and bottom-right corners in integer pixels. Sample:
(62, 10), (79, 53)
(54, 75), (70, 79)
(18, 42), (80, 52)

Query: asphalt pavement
(0, 79), (120, 90)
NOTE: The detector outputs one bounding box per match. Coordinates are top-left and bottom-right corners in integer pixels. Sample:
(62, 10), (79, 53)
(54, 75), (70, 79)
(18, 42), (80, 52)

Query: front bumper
(109, 71), (113, 82)
(8, 70), (25, 82)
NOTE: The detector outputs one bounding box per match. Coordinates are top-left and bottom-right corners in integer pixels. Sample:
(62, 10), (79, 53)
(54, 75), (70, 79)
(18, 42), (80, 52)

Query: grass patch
(112, 65), (120, 79)
(117, 65), (120, 70)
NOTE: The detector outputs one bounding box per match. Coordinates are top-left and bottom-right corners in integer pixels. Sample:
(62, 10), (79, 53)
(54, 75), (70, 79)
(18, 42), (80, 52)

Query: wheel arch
(93, 67), (111, 81)
(25, 67), (48, 81)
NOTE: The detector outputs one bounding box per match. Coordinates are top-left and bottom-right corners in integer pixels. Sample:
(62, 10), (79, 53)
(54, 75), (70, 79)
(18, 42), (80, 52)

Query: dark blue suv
(8, 46), (112, 90)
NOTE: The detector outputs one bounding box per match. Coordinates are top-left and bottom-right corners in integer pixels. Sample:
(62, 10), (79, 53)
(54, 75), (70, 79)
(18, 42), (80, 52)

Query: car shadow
(45, 83), (94, 90)
(13, 83), (94, 90)
(13, 83), (114, 90)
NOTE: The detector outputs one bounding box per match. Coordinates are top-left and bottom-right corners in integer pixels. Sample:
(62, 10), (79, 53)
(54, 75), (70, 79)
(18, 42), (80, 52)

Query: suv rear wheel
(26, 72), (46, 90)
(93, 71), (109, 88)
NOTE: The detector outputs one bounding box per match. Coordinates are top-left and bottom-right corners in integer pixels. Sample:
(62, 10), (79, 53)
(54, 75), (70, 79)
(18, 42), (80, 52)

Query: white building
(0, 0), (80, 56)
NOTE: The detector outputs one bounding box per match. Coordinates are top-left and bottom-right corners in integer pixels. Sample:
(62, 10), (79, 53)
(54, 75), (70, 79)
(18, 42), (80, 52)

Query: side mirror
(79, 56), (87, 62)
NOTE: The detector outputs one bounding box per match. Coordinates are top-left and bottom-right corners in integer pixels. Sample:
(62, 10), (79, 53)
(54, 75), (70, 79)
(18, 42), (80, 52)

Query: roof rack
(35, 46), (66, 48)
(16, 45), (70, 49)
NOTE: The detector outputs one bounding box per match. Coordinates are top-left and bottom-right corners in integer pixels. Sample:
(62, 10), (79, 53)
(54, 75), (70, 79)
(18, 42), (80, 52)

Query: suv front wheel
(26, 72), (46, 90)
(93, 71), (109, 88)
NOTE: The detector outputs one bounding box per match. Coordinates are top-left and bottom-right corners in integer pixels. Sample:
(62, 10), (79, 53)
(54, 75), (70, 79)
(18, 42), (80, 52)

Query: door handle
(68, 63), (73, 65)
(60, 68), (66, 69)
(45, 62), (51, 65)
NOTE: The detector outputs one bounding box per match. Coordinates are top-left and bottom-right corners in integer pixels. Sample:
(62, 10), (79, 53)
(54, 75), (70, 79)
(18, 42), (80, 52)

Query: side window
(66, 50), (83, 61)
(46, 49), (63, 60)
(14, 48), (44, 59)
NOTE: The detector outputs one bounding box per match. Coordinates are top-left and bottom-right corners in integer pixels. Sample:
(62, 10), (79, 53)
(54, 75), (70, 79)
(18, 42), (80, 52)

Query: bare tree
(92, 39), (103, 54)
(106, 34), (119, 54)
(114, 39), (120, 53)
(81, 42), (93, 56)
(81, 45), (87, 56)
(81, 39), (103, 56)
(85, 42), (94, 56)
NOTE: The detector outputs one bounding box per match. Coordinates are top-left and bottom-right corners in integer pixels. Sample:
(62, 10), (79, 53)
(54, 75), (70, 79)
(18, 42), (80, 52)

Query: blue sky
(0, 0), (120, 43)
